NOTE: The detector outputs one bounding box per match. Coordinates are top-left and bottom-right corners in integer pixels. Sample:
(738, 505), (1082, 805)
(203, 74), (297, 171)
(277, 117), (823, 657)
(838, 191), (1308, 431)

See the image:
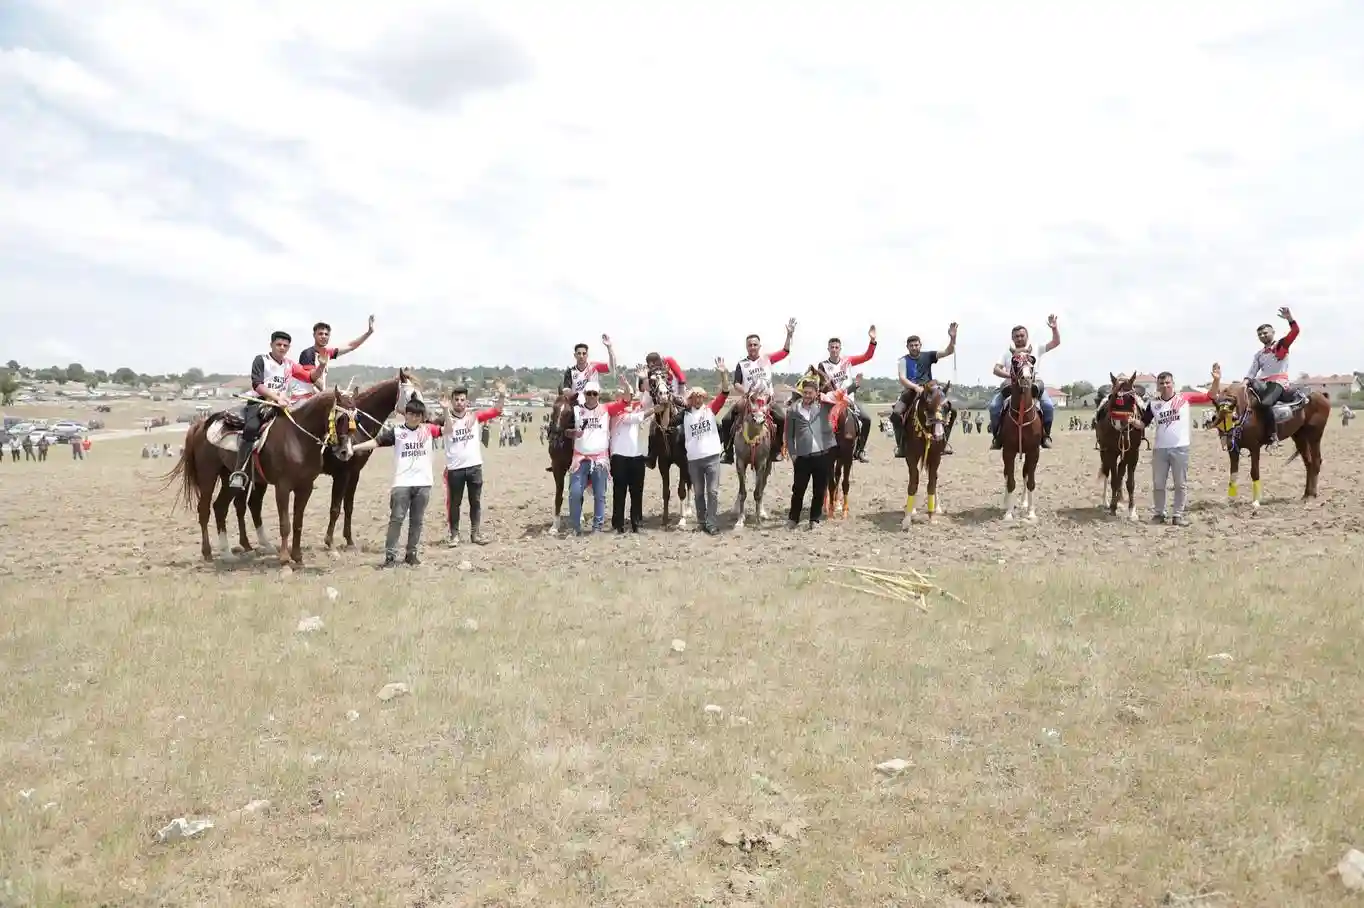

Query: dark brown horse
(545, 390), (575, 535)
(166, 389), (357, 566)
(900, 380), (951, 528)
(318, 370), (419, 549)
(646, 369), (693, 529)
(999, 351), (1043, 521)
(1212, 381), (1330, 507)
(1095, 371), (1146, 521)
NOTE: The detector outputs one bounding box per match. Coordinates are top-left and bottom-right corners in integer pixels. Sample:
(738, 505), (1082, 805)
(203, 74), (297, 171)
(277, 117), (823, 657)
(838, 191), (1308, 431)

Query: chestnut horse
(999, 351), (1043, 521)
(166, 388), (357, 566)
(900, 380), (951, 528)
(1212, 381), (1330, 507)
(1095, 371), (1146, 521)
(821, 371), (859, 519)
(731, 391), (774, 529)
(545, 390), (575, 535)
(646, 368), (693, 529)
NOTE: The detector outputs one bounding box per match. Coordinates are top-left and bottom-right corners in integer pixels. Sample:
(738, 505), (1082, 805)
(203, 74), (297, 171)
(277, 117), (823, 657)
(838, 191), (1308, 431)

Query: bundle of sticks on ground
(828, 564), (966, 613)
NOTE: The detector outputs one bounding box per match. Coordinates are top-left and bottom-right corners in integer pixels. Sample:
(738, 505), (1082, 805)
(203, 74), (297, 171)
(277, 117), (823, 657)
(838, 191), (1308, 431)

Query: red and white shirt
(682, 393), (730, 460)
(443, 405), (502, 470)
(1245, 321), (1300, 386)
(250, 353), (316, 400)
(819, 341), (876, 399)
(1141, 390), (1213, 449)
(573, 400), (627, 468)
(376, 422), (441, 488)
(734, 349), (788, 395)
(563, 361), (610, 402)
(610, 398), (652, 458)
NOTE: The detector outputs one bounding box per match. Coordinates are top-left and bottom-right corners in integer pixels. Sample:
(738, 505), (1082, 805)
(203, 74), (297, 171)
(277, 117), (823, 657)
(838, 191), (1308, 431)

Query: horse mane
(550, 392), (575, 430)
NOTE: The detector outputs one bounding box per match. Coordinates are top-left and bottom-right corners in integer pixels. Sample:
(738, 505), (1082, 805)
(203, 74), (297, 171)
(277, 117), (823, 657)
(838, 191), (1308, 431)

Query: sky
(2, 0), (1362, 384)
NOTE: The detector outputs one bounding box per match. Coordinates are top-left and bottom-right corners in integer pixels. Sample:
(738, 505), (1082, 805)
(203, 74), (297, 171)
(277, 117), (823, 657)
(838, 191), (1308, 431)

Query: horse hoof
(901, 515), (914, 530)
(1250, 500), (1261, 510)
(1002, 513), (1014, 522)
(731, 522), (745, 533)
(218, 551), (240, 564)
(1024, 513), (1038, 523)
(279, 564), (294, 575)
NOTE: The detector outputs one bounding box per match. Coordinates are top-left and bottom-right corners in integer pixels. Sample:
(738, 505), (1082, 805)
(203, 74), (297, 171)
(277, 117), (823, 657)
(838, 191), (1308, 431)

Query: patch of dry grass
(4, 545), (1364, 906)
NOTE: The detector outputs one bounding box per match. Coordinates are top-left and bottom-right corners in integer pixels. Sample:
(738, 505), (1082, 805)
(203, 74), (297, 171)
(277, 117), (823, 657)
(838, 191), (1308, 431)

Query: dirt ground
(3, 418), (1364, 906)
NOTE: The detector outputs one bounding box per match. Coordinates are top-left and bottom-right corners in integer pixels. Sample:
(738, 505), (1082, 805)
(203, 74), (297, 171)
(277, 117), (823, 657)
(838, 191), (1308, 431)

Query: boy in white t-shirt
(350, 396), (442, 568)
(442, 381), (505, 546)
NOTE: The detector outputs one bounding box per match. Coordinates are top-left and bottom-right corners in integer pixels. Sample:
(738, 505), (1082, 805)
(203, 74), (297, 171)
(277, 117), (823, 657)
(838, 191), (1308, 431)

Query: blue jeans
(989, 389), (1054, 433)
(569, 459), (608, 532)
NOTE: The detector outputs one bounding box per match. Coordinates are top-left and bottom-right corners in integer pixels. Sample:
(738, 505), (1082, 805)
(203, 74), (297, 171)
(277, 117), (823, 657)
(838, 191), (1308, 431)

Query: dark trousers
(610, 454), (646, 530)
(1259, 381), (1285, 436)
(445, 465), (484, 534)
(789, 451), (832, 523)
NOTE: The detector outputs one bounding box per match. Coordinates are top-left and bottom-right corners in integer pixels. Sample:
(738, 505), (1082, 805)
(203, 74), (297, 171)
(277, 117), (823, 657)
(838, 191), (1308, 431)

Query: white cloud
(1, 0), (1362, 383)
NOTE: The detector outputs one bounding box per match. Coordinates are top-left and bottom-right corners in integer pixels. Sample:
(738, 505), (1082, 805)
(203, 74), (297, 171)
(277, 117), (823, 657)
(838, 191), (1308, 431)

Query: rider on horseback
(228, 331), (328, 491)
(892, 323), (957, 458)
(1244, 307), (1299, 447)
(818, 325), (877, 463)
(643, 352), (688, 406)
(721, 318), (795, 465)
(559, 335), (617, 404)
(290, 315), (375, 404)
(988, 317), (1059, 449)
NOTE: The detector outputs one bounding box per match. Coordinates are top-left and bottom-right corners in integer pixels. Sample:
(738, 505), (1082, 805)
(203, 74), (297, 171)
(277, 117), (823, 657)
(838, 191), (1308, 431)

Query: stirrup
(228, 469), (249, 489)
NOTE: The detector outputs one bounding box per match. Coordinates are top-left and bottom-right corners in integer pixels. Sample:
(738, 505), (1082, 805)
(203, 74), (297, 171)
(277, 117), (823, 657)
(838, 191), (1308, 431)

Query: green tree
(113, 367), (138, 385)
(0, 371), (18, 405)
(5, 359), (19, 372)
(183, 367), (205, 385)
(93, 369), (108, 385)
(65, 362), (87, 383)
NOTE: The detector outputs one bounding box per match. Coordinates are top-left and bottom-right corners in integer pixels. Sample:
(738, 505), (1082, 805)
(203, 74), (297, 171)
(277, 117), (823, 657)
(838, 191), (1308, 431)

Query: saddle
(1249, 382), (1309, 422)
(205, 406), (277, 453)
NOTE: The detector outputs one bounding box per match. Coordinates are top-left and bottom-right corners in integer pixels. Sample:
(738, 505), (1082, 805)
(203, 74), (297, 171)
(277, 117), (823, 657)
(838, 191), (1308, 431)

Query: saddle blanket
(206, 410), (278, 453)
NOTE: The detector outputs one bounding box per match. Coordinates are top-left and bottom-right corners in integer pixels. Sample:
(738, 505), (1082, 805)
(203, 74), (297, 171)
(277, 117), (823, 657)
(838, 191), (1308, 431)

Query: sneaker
(446, 534), (460, 548)
(1150, 514), (1167, 525)
(785, 519), (798, 530)
(471, 531), (488, 546)
(614, 526), (626, 535)
(1172, 515), (1190, 527)
(989, 436), (1002, 450)
(720, 450), (734, 465)
(703, 525), (720, 536)
(404, 553), (421, 566)
(380, 555), (398, 569)
(1041, 436), (1053, 448)
(854, 451), (869, 463)
(944, 443), (954, 455)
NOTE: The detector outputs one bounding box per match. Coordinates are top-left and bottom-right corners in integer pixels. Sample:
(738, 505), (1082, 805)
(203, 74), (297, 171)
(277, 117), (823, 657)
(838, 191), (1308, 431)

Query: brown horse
(1212, 381), (1330, 508)
(545, 390), (575, 535)
(166, 389), (357, 566)
(646, 369), (693, 529)
(999, 351), (1043, 521)
(730, 390), (774, 529)
(1095, 371), (1146, 521)
(821, 372), (859, 519)
(900, 380), (951, 528)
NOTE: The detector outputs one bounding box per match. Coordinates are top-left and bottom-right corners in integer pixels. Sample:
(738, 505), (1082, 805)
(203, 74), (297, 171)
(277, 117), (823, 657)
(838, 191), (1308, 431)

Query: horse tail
(162, 424), (202, 511)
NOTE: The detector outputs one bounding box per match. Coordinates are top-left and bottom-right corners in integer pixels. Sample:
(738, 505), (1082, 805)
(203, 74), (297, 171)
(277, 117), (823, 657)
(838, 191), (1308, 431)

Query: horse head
(647, 368), (676, 428)
(1212, 383), (1246, 445)
(916, 380), (950, 443)
(323, 386), (359, 461)
(1009, 351), (1036, 393)
(550, 389), (575, 435)
(1107, 371), (1139, 419)
(397, 368), (422, 415)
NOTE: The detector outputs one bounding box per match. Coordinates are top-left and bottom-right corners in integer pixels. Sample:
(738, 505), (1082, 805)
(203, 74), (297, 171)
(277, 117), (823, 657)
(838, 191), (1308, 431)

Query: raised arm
(664, 356), (687, 384)
(770, 317), (796, 364)
(1041, 314), (1060, 353)
(848, 325), (878, 366)
(334, 314), (375, 356)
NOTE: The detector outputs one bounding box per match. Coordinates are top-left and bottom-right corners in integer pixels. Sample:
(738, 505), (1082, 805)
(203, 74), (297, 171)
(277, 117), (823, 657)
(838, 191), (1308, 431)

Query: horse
(822, 373), (859, 519)
(900, 380), (951, 528)
(730, 390), (774, 529)
(999, 351), (1044, 521)
(166, 388), (357, 566)
(317, 370), (419, 549)
(545, 390), (575, 535)
(1212, 381), (1330, 508)
(223, 372), (419, 554)
(1094, 371), (1146, 521)
(646, 369), (693, 529)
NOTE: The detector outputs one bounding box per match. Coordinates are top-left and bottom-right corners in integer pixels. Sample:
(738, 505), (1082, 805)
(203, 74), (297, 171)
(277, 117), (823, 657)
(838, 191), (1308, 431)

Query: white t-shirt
(389, 423), (438, 488)
(252, 354), (297, 399)
(444, 410), (495, 470)
(610, 404), (650, 458)
(682, 403), (723, 460)
(737, 356), (776, 394)
(573, 404), (612, 457)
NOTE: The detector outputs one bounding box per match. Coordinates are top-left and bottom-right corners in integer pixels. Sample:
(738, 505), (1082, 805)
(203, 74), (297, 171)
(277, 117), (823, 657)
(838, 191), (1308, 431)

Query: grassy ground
(5, 545), (1364, 906)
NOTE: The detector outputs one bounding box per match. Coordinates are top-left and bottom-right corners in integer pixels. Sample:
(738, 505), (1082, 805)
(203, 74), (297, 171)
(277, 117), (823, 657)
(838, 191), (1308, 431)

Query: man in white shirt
(1137, 365), (1220, 526)
(442, 381), (505, 546)
(349, 396), (442, 567)
(610, 369), (654, 533)
(988, 317), (1060, 449)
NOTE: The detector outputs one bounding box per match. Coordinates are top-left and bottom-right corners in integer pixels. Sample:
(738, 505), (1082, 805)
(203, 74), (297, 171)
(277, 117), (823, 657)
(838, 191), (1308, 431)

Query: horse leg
(1249, 447), (1263, 509)
(677, 467), (691, 528)
(754, 461), (770, 525)
(213, 481), (243, 558)
(290, 482), (313, 565)
(902, 454), (920, 529)
(325, 471), (344, 549)
(1308, 433), (1323, 498)
(1002, 450), (1017, 520)
(1108, 454), (1122, 516)
(733, 464), (748, 530)
(1227, 449), (1241, 502)
(244, 484), (273, 553)
(197, 468), (218, 562)
(841, 456), (851, 518)
(925, 452), (940, 522)
(342, 472), (360, 549)
(1023, 447), (1040, 521)
(275, 484), (293, 566)
(1125, 452), (1139, 521)
(549, 470), (564, 536)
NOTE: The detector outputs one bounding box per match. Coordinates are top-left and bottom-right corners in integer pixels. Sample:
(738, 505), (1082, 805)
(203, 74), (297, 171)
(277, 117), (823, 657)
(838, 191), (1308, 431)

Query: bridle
(910, 382), (948, 463)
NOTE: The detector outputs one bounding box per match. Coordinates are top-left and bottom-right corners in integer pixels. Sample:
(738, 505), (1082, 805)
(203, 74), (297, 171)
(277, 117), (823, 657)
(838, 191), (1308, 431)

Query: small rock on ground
(377, 682), (410, 702)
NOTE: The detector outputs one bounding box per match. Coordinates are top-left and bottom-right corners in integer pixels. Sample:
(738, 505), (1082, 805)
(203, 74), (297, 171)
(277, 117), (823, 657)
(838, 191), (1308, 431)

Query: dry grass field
(3, 418), (1364, 906)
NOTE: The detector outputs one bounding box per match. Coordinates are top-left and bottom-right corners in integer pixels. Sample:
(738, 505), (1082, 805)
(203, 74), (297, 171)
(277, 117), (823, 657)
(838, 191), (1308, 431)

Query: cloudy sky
(2, 0), (1361, 383)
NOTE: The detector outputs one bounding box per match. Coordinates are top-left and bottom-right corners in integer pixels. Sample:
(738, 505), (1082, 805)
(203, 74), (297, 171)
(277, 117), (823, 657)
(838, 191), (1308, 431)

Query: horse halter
(1010, 352), (1036, 384)
(912, 383), (948, 445)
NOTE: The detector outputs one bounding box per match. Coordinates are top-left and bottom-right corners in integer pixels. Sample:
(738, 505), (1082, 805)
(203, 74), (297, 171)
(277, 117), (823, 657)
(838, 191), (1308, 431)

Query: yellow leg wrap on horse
(926, 495), (936, 514)
(1252, 479), (1261, 499)
(1227, 481), (1238, 498)
(905, 494), (915, 512)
